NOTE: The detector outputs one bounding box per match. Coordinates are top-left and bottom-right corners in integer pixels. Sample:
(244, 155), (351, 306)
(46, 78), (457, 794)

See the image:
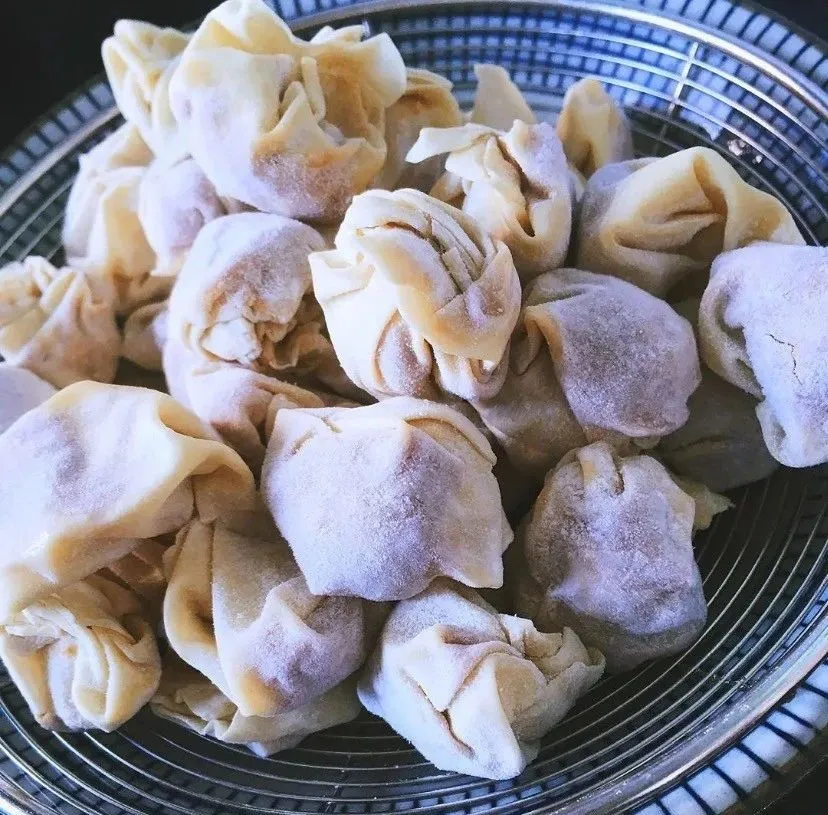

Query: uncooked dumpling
(555, 78), (633, 177)
(375, 68), (462, 191)
(0, 256), (120, 387)
(409, 120), (572, 281)
(0, 574), (161, 731)
(469, 64), (536, 130)
(658, 299), (778, 491)
(122, 300), (168, 371)
(472, 268), (701, 481)
(699, 242), (828, 468)
(515, 442), (711, 672)
(262, 398), (512, 601)
(575, 147), (805, 298)
(0, 381), (257, 623)
(0, 364), (56, 435)
(310, 188), (521, 400)
(168, 0), (407, 220)
(163, 516), (385, 717)
(358, 579), (604, 779)
(63, 123), (169, 315)
(152, 660), (360, 756)
(102, 20), (190, 161)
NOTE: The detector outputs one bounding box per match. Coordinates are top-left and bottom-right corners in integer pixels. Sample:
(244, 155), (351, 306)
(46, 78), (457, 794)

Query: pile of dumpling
(1, 0), (826, 782)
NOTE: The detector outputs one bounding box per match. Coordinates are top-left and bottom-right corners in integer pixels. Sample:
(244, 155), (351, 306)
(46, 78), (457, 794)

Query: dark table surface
(0, 0), (825, 812)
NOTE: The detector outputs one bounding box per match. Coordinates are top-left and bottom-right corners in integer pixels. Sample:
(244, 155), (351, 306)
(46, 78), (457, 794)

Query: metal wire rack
(0, 1), (826, 814)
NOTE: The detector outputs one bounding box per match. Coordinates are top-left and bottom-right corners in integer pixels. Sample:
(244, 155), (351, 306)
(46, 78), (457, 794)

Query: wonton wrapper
(310, 188), (521, 400)
(138, 157), (229, 279)
(555, 78), (633, 177)
(102, 20), (190, 161)
(0, 256), (120, 387)
(575, 148), (805, 298)
(168, 0), (407, 220)
(410, 120), (572, 282)
(163, 516), (384, 717)
(0, 382), (257, 623)
(0, 574), (161, 731)
(63, 123), (169, 314)
(469, 64), (536, 130)
(152, 660), (360, 756)
(658, 298), (778, 491)
(262, 398), (513, 601)
(516, 442), (711, 672)
(0, 364), (56, 435)
(122, 300), (168, 371)
(358, 579), (604, 779)
(472, 268), (701, 482)
(375, 68), (462, 191)
(699, 242), (828, 468)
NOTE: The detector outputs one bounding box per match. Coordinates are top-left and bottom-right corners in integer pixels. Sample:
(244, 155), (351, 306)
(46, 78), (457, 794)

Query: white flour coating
(163, 516), (385, 717)
(0, 364), (56, 435)
(261, 398), (512, 601)
(575, 148), (805, 298)
(699, 242), (828, 467)
(358, 579), (604, 779)
(409, 120), (573, 282)
(309, 188), (521, 400)
(515, 442), (707, 672)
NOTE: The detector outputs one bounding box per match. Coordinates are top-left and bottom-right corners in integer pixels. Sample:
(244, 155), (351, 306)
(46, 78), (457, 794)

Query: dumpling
(261, 398), (513, 601)
(575, 147), (805, 298)
(472, 268), (701, 482)
(408, 120), (572, 281)
(0, 364), (56, 435)
(699, 242), (828, 467)
(163, 516), (385, 716)
(469, 64), (536, 130)
(63, 123), (169, 314)
(102, 20), (190, 161)
(152, 660), (360, 756)
(0, 256), (120, 387)
(375, 68), (462, 191)
(555, 78), (633, 177)
(0, 574), (161, 731)
(122, 300), (168, 371)
(0, 381), (257, 623)
(138, 157), (230, 278)
(310, 189), (521, 400)
(102, 540), (168, 622)
(658, 299), (778, 491)
(168, 0), (407, 220)
(358, 579), (604, 779)
(515, 442), (713, 672)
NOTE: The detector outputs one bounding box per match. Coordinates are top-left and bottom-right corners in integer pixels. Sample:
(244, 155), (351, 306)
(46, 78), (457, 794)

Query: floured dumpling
(262, 398), (512, 601)
(63, 123), (169, 314)
(152, 660), (360, 756)
(358, 579), (604, 779)
(699, 242), (828, 468)
(168, 0), (407, 220)
(0, 256), (120, 387)
(515, 442), (715, 672)
(469, 64), (536, 130)
(102, 20), (190, 161)
(375, 68), (462, 191)
(138, 157), (231, 279)
(122, 300), (168, 371)
(658, 299), (778, 491)
(408, 120), (572, 281)
(310, 188), (521, 400)
(575, 148), (805, 298)
(555, 78), (633, 177)
(472, 268), (701, 481)
(103, 540), (168, 622)
(0, 364), (56, 435)
(163, 516), (385, 716)
(0, 382), (257, 623)
(0, 574), (161, 731)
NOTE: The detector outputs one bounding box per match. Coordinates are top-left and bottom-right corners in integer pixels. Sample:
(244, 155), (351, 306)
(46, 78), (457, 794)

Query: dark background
(0, 0), (825, 811)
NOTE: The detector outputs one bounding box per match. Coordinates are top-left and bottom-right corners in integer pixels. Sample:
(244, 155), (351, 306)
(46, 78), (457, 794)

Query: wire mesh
(0, 2), (826, 814)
